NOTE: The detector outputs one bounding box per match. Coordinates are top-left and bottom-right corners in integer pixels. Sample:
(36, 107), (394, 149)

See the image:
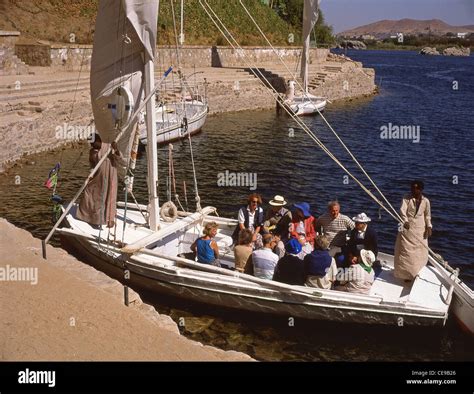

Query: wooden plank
(121, 206), (216, 253)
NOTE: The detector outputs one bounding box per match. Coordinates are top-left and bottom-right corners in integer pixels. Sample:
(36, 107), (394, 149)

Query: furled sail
(300, 0), (320, 92)
(90, 0), (159, 164)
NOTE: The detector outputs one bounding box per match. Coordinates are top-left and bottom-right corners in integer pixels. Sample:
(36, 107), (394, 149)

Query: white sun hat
(352, 212), (371, 223)
(269, 195), (287, 206)
(360, 249), (376, 267)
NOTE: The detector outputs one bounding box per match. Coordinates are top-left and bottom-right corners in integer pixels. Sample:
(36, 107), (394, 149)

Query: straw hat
(352, 212), (371, 223)
(360, 249), (376, 267)
(269, 195), (287, 206)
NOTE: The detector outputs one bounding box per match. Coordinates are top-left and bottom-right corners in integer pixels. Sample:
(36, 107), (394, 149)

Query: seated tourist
(234, 229), (254, 273)
(289, 202), (316, 248)
(304, 234), (338, 290)
(314, 201), (354, 255)
(191, 222), (219, 265)
(272, 233), (286, 259)
(347, 212), (378, 258)
(272, 238), (306, 285)
(232, 193), (264, 245)
(336, 249), (376, 295)
(263, 195), (292, 240)
(296, 232), (313, 259)
(252, 234), (279, 280)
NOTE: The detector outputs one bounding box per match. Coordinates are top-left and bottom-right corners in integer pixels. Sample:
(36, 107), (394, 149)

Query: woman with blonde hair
(191, 222), (220, 265)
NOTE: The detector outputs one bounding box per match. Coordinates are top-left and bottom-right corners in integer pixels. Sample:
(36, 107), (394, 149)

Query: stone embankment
(0, 49), (376, 173)
(0, 218), (253, 361)
(420, 46), (470, 56)
(336, 40), (367, 50)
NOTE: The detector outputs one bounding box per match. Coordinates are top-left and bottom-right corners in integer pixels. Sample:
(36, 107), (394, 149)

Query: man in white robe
(394, 181), (433, 281)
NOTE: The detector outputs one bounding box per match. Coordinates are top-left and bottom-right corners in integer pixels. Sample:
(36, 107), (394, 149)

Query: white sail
(90, 0), (159, 162)
(300, 0), (320, 92)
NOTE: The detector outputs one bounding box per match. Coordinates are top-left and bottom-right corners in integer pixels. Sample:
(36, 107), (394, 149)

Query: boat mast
(180, 0), (184, 45)
(300, 0), (320, 94)
(145, 56), (160, 231)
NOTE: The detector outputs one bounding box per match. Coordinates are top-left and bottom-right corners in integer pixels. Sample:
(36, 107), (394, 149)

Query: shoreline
(0, 217), (253, 361)
(0, 51), (377, 173)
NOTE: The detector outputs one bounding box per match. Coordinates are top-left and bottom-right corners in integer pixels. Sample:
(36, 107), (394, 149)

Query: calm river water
(1, 50), (473, 360)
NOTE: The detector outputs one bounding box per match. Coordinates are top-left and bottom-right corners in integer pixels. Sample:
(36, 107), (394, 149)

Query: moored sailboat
(284, 0), (327, 116)
(41, 0), (473, 334)
(139, 0), (208, 145)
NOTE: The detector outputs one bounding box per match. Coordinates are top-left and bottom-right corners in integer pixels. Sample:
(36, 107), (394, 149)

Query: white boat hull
(287, 95), (327, 116)
(140, 100), (208, 145)
(58, 205), (453, 328)
(429, 255), (474, 335)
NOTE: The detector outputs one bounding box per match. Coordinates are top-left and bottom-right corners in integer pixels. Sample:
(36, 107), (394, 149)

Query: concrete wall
(14, 44), (329, 70)
(50, 45), (93, 70)
(15, 44), (52, 67)
(0, 31), (20, 47)
(162, 45), (329, 68)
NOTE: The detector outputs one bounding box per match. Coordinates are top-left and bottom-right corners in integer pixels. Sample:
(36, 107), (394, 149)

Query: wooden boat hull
(59, 213), (450, 328)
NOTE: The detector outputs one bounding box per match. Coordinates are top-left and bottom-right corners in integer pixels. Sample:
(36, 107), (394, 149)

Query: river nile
(1, 50), (473, 361)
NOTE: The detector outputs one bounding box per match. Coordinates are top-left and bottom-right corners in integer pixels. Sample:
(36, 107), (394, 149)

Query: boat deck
(61, 206), (451, 323)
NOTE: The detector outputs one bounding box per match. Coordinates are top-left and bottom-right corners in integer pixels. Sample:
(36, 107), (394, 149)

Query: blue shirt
(196, 238), (215, 264)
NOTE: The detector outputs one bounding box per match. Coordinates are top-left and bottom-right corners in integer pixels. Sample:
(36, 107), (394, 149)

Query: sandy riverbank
(0, 218), (253, 361)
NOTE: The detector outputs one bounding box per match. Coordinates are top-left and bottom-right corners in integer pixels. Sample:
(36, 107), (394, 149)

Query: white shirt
(238, 206), (257, 231)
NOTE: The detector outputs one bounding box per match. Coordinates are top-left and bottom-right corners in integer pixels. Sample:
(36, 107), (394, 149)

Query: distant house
(360, 34), (376, 40)
(457, 32), (468, 39)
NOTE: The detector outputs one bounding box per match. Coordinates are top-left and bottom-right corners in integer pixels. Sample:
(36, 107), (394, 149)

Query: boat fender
(108, 86), (134, 128)
(160, 201), (178, 222)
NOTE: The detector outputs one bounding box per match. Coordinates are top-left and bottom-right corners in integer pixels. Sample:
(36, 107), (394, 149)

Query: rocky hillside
(340, 18), (474, 39)
(0, 0), (300, 46)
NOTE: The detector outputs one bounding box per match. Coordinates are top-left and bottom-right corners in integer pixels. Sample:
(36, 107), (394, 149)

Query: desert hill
(340, 18), (474, 39)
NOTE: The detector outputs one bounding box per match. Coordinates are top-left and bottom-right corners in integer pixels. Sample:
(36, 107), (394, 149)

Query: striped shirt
(315, 213), (355, 247)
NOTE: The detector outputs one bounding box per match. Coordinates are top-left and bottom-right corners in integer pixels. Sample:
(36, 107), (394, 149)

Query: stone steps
(0, 85), (89, 103)
(239, 62), (346, 92)
(0, 66), (263, 103)
(0, 46), (29, 76)
(0, 79), (89, 95)
(0, 75), (89, 89)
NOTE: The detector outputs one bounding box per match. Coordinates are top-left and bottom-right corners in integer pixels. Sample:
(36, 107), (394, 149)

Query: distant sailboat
(139, 0), (208, 145)
(285, 0), (327, 116)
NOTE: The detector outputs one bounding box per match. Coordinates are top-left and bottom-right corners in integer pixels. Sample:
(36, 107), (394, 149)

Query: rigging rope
(200, 0), (452, 270)
(184, 118), (201, 212)
(199, 0), (400, 224)
(238, 0), (404, 225)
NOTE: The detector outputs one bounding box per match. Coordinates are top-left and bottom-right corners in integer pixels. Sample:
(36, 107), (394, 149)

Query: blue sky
(322, 0), (474, 33)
